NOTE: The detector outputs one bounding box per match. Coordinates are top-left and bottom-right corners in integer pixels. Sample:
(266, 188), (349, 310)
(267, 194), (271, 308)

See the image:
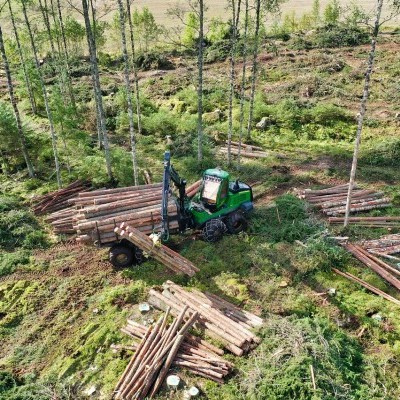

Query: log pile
(31, 180), (91, 215)
(299, 184), (391, 216)
(329, 216), (400, 228)
(114, 224), (199, 276)
(120, 319), (233, 384)
(360, 234), (400, 256)
(185, 180), (202, 198)
(343, 243), (400, 291)
(220, 141), (268, 159)
(114, 307), (199, 399)
(148, 281), (263, 356)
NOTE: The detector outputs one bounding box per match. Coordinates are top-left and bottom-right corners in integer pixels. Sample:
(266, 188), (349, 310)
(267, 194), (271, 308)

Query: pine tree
(0, 25), (35, 178)
(197, 0), (204, 162)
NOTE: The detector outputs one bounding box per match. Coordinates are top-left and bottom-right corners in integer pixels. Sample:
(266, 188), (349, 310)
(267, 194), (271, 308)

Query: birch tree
(117, 0), (139, 185)
(8, 0), (37, 115)
(125, 0), (142, 135)
(81, 0), (113, 181)
(21, 0), (62, 187)
(344, 0), (391, 226)
(197, 0), (204, 162)
(227, 0), (241, 165)
(0, 25), (35, 178)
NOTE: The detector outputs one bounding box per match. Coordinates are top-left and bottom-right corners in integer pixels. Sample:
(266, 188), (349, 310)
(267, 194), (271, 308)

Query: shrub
(314, 24), (370, 48)
(360, 138), (400, 168)
(0, 250), (31, 277)
(141, 110), (178, 137)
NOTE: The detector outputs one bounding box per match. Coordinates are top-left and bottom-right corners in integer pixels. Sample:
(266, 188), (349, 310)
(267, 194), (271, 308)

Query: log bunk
(219, 141), (268, 159)
(299, 184), (392, 217)
(328, 216), (400, 228)
(113, 283), (263, 398)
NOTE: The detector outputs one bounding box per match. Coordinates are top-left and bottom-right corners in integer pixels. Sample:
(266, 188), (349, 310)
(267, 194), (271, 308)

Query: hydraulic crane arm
(161, 151), (187, 240)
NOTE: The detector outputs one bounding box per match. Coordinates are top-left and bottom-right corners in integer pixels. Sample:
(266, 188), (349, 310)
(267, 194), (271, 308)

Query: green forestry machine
(109, 151), (253, 268)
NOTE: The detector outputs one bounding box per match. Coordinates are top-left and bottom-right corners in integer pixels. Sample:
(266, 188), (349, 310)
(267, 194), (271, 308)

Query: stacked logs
(343, 243), (400, 291)
(220, 141), (267, 159)
(31, 180), (90, 215)
(114, 224), (199, 276)
(148, 281), (263, 356)
(185, 180), (202, 198)
(114, 307), (199, 399)
(329, 216), (400, 228)
(299, 184), (391, 216)
(360, 234), (400, 256)
(120, 319), (233, 384)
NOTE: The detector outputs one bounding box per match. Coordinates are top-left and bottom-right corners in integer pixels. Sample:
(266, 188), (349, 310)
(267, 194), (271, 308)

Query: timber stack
(359, 234), (400, 256)
(120, 319), (233, 384)
(114, 307), (199, 399)
(114, 224), (199, 277)
(31, 180), (91, 215)
(299, 184), (391, 216)
(220, 141), (267, 159)
(343, 243), (400, 291)
(148, 281), (263, 356)
(329, 216), (400, 228)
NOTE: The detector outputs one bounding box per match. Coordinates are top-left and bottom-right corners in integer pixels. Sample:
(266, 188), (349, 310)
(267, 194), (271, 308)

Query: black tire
(202, 219), (227, 243)
(109, 245), (134, 269)
(226, 211), (248, 234)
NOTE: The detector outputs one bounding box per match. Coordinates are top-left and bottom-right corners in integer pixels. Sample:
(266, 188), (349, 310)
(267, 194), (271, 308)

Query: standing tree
(227, 0), (241, 165)
(344, 0), (384, 226)
(0, 25), (35, 178)
(117, 0), (139, 185)
(197, 0), (204, 162)
(21, 0), (62, 187)
(125, 0), (142, 136)
(8, 0), (37, 115)
(246, 0), (261, 140)
(81, 0), (113, 181)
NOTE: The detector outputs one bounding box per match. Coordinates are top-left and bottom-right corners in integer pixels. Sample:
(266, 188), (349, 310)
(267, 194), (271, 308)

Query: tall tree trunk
(21, 1), (62, 187)
(246, 0), (261, 140)
(117, 0), (139, 185)
(227, 0), (241, 165)
(197, 0), (204, 162)
(0, 26), (35, 178)
(125, 0), (142, 136)
(81, 0), (113, 181)
(237, 0), (249, 167)
(8, 0), (37, 115)
(344, 0), (383, 227)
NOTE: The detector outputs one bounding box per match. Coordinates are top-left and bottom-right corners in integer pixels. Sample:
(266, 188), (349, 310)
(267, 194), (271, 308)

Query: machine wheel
(109, 245), (135, 269)
(202, 219), (227, 243)
(226, 211), (248, 234)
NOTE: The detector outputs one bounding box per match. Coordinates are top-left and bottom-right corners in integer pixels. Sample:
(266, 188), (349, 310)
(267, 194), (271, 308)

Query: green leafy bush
(0, 250), (31, 277)
(313, 24), (370, 48)
(360, 138), (400, 168)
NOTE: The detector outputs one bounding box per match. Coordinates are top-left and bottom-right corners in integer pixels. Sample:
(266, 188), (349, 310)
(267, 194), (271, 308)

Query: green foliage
(207, 18), (231, 43)
(135, 52), (174, 71)
(64, 16), (86, 54)
(141, 109), (178, 137)
(324, 0), (341, 25)
(132, 7), (160, 52)
(360, 138), (400, 168)
(0, 250), (31, 277)
(314, 24), (370, 48)
(207, 316), (366, 399)
(182, 12), (199, 48)
(251, 195), (322, 243)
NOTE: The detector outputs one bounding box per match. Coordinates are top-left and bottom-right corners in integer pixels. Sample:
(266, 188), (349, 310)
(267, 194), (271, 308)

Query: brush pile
(114, 307), (199, 399)
(148, 281), (263, 356)
(31, 180), (90, 215)
(120, 319), (233, 384)
(114, 224), (199, 277)
(360, 234), (400, 256)
(299, 184), (391, 216)
(220, 141), (267, 159)
(329, 216), (400, 228)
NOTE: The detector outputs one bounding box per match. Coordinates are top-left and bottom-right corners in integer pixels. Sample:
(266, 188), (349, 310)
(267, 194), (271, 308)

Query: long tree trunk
(246, 0), (261, 140)
(8, 0), (37, 115)
(0, 26), (35, 178)
(125, 0), (142, 136)
(21, 1), (62, 187)
(227, 0), (241, 165)
(117, 0), (139, 185)
(82, 0), (113, 181)
(197, 0), (204, 162)
(237, 0), (249, 167)
(344, 0), (383, 227)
